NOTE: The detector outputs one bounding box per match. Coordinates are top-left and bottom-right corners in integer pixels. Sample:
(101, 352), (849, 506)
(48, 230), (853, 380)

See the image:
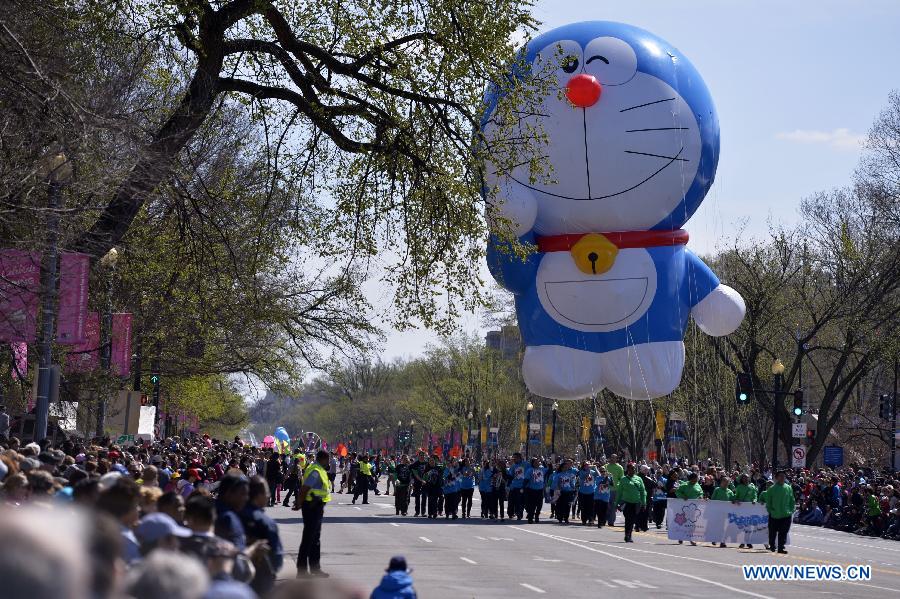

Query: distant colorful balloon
(484, 21), (746, 401)
(273, 427), (291, 454)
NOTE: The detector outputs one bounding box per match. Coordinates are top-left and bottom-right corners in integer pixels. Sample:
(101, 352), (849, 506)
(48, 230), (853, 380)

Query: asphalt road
(270, 481), (900, 598)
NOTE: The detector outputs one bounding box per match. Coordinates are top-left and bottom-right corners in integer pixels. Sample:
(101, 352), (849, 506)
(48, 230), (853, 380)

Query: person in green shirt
(734, 473), (758, 549)
(675, 472), (704, 545)
(616, 462), (646, 543)
(711, 476), (736, 548)
(764, 471), (796, 554)
(605, 454), (625, 526)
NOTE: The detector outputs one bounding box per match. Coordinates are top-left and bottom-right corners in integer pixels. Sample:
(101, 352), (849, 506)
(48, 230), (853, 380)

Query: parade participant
(458, 458), (476, 518)
(616, 463), (647, 543)
(442, 457), (461, 519)
(478, 460), (494, 519)
(552, 459), (578, 524)
(411, 452), (428, 517)
(353, 455), (373, 505)
(577, 461), (599, 526)
(394, 455), (413, 516)
(606, 454), (624, 526)
(507, 453), (526, 522)
(424, 456), (443, 519)
(710, 476), (736, 547)
(282, 460), (301, 507)
(675, 471), (704, 545)
(297, 450), (332, 578)
(328, 452), (338, 492)
(348, 453), (360, 495)
(594, 466), (612, 529)
(651, 468), (668, 529)
(491, 458), (508, 521)
(524, 457), (546, 524)
(385, 456), (397, 496)
(765, 470), (796, 554)
(636, 465), (657, 532)
(735, 473), (758, 548)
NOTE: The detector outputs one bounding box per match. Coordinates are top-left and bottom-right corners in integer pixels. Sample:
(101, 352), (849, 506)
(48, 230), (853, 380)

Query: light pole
(772, 358), (785, 471)
(96, 247), (119, 438)
(486, 408), (493, 458)
(551, 400), (559, 456)
(34, 152), (72, 441)
(409, 419), (415, 454)
(466, 411), (473, 458)
(525, 401), (534, 458)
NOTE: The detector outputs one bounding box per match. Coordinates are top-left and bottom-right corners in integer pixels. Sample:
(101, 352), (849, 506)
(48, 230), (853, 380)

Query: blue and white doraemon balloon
(485, 22), (746, 401)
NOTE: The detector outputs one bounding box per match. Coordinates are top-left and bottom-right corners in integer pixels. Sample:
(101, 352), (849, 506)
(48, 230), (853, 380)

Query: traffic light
(806, 429), (815, 442)
(793, 389), (804, 417)
(880, 394), (895, 420)
(151, 373), (160, 408)
(736, 372), (753, 403)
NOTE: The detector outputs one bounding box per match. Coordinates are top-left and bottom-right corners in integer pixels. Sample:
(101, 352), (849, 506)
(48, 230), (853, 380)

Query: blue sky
(381, 0), (900, 361)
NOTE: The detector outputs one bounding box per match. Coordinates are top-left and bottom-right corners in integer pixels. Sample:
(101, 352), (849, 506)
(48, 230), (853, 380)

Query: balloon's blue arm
(683, 250), (746, 337)
(486, 232), (541, 295)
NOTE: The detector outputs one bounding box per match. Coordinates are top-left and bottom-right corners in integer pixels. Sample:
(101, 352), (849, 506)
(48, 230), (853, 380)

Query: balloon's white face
(489, 37), (703, 235)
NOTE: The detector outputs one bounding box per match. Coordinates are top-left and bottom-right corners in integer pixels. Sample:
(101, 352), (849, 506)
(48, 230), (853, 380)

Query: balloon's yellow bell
(571, 233), (618, 275)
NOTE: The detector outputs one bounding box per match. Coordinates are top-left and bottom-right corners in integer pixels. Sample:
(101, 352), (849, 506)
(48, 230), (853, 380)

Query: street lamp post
(466, 411), (473, 458)
(96, 247), (119, 438)
(772, 358), (785, 471)
(551, 401), (559, 456)
(34, 153), (72, 441)
(409, 419), (415, 454)
(525, 401), (534, 458)
(486, 408), (492, 458)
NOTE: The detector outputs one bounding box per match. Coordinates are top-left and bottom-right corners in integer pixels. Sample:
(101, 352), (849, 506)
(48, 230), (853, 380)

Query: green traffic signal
(793, 406), (803, 416)
(150, 374), (160, 385)
(739, 392), (748, 402)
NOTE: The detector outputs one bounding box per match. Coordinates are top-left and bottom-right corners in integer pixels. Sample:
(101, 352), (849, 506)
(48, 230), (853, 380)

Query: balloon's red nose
(565, 74), (602, 108)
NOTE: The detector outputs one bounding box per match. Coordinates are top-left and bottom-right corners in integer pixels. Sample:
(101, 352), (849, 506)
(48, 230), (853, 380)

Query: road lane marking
(612, 580), (657, 589)
(353, 506), (362, 511)
(390, 523), (400, 527)
(511, 527), (774, 599)
(520, 583), (545, 594)
(375, 504), (392, 508)
(533, 556), (561, 562)
(595, 580), (616, 588)
(460, 557), (477, 565)
(475, 536), (487, 541)
(419, 536), (432, 543)
(845, 581), (900, 594)
(791, 533), (900, 554)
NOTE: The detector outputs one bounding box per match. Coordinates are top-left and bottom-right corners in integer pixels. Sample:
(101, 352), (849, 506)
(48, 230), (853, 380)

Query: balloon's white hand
(691, 284), (746, 336)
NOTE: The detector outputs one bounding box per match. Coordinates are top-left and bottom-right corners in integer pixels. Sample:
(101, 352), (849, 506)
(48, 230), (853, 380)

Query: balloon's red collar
(536, 229), (689, 252)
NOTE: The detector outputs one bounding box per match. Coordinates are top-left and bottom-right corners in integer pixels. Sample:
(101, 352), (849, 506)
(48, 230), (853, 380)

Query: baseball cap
(187, 468), (201, 480)
(135, 512), (193, 544)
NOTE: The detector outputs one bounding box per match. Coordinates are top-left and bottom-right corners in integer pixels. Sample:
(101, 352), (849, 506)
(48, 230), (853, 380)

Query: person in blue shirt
(652, 472), (668, 529)
(577, 461), (600, 526)
(523, 457), (546, 524)
(551, 459), (578, 524)
(442, 457), (461, 519)
(458, 458), (476, 519)
(593, 466), (612, 529)
(478, 461), (494, 518)
(507, 452), (526, 522)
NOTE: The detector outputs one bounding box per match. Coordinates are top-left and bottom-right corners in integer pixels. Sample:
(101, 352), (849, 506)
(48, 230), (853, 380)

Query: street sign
(823, 445), (844, 467)
(791, 445), (806, 468)
(792, 423), (807, 438)
(116, 434), (135, 445)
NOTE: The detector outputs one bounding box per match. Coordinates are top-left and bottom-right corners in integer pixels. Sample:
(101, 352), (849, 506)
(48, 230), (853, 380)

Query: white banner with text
(665, 499), (789, 544)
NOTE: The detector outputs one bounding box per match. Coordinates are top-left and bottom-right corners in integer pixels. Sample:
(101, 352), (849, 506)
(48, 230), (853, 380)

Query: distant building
(485, 326), (522, 360)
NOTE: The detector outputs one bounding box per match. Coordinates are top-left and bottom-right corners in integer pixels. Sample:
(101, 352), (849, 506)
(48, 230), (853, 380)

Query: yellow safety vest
(303, 463), (331, 503)
(359, 462), (373, 476)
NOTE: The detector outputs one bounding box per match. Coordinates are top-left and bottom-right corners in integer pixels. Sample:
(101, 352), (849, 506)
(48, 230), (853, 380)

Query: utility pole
(893, 358), (898, 472)
(772, 359), (785, 471)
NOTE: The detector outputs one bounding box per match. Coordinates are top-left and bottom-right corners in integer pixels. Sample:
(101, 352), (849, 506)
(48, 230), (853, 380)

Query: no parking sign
(791, 446), (806, 468)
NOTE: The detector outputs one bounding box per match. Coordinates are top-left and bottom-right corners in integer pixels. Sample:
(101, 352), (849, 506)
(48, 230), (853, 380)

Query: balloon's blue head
(484, 21), (718, 234)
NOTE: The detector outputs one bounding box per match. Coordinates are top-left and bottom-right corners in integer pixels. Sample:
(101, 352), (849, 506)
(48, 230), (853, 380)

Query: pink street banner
(66, 312), (100, 372)
(0, 250), (41, 342)
(111, 313), (133, 376)
(11, 342), (27, 381)
(56, 252), (91, 345)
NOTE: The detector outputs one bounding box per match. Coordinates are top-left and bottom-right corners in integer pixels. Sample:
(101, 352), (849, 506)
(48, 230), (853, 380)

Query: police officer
(296, 450), (332, 578)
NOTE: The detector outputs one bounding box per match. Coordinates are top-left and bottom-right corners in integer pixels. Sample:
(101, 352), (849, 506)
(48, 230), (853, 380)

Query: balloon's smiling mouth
(511, 144), (685, 201)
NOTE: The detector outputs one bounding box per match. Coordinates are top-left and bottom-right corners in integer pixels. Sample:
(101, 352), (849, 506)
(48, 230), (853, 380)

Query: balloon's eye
(561, 55), (579, 73)
(586, 55), (609, 65)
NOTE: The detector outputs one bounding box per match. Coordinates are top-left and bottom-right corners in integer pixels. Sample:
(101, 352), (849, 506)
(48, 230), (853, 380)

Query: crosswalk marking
(460, 557), (477, 564)
(520, 583), (546, 594)
(419, 536), (432, 543)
